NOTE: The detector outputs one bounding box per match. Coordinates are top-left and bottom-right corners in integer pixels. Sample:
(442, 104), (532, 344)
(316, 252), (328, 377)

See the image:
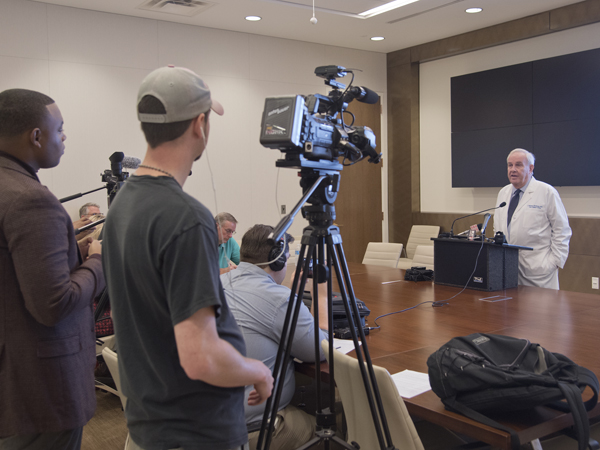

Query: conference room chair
(322, 340), (425, 450)
(407, 245), (435, 271)
(102, 347), (132, 449)
(362, 242), (404, 268)
(102, 347), (127, 410)
(396, 225), (440, 269)
(95, 335), (118, 397)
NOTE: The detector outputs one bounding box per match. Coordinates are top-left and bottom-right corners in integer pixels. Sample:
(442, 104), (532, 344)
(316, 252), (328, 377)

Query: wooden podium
(432, 238), (531, 291)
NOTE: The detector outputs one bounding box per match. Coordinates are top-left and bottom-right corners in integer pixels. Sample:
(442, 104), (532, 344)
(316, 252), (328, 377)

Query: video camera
(101, 152), (139, 206)
(259, 65), (382, 170)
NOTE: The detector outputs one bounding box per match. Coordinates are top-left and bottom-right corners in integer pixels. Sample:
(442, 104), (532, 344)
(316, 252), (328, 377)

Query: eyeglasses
(224, 228), (236, 235)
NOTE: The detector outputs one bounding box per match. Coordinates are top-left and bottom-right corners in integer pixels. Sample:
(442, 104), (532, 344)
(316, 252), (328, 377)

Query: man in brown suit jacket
(0, 89), (105, 450)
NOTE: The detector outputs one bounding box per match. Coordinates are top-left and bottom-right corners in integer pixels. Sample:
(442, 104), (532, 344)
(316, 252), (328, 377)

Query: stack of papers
(390, 370), (431, 398)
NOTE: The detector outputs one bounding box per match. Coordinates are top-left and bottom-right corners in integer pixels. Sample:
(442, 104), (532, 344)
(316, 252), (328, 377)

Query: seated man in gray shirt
(221, 224), (328, 450)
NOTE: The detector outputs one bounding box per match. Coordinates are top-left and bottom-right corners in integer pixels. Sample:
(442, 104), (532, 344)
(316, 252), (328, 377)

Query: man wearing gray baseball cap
(102, 66), (273, 450)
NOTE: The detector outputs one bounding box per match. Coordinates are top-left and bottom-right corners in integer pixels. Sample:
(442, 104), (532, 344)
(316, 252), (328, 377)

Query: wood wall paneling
(551, 0), (600, 31)
(561, 253), (600, 295)
(411, 13), (550, 63)
(386, 58), (419, 246)
(334, 100), (382, 263)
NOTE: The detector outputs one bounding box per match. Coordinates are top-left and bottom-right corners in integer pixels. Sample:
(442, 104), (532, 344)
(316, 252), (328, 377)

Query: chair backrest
(96, 334), (116, 356)
(412, 245), (434, 271)
(362, 242), (404, 268)
(405, 225), (440, 260)
(322, 341), (424, 450)
(102, 347), (127, 410)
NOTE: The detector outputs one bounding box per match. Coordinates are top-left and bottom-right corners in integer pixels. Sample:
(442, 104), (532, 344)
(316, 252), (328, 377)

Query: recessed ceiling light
(371, 36), (385, 41)
(359, 0), (419, 19)
(466, 7), (482, 13)
(245, 15), (262, 21)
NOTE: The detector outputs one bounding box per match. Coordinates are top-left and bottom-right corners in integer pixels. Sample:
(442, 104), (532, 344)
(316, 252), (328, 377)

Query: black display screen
(451, 47), (600, 187)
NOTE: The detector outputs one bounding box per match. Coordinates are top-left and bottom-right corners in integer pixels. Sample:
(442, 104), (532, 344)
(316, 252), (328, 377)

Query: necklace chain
(138, 164), (175, 179)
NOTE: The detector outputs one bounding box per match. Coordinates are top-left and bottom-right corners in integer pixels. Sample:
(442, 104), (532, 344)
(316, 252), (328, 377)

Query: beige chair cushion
(362, 242), (403, 268)
(322, 340), (424, 450)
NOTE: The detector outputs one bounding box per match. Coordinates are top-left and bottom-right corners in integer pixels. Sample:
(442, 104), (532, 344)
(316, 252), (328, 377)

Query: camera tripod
(256, 169), (397, 450)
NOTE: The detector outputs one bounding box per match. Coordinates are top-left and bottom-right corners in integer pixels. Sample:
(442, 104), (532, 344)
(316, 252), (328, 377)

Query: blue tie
(507, 189), (521, 226)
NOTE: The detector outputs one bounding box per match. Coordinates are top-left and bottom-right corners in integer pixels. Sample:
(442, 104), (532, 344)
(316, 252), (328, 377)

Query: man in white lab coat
(494, 148), (571, 289)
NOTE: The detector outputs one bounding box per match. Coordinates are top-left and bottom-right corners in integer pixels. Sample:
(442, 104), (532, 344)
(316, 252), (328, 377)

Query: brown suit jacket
(0, 154), (105, 436)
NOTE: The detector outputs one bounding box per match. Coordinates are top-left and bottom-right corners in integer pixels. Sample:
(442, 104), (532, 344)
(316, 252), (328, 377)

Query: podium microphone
(449, 202), (506, 237)
(481, 213), (492, 236)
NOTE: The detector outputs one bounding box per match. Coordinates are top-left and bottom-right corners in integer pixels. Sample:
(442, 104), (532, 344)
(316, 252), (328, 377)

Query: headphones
(267, 239), (287, 272)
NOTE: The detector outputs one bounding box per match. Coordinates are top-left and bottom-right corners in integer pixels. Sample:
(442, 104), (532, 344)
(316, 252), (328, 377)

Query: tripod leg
(257, 236), (318, 450)
(326, 232), (397, 450)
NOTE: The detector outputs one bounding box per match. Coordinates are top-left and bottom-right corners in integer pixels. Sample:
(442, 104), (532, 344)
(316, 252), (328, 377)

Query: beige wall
(0, 0), (387, 240)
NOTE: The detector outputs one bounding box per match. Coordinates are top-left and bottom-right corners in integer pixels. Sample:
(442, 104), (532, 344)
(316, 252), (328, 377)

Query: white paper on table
(390, 370), (431, 398)
(332, 338), (361, 354)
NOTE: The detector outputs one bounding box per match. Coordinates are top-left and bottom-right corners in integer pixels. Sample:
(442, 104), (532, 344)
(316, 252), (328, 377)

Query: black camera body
(101, 152), (131, 207)
(259, 65), (381, 169)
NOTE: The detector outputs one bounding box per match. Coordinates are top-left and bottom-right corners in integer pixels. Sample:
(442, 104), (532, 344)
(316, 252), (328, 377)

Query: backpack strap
(443, 396), (521, 450)
(556, 381), (591, 450)
(578, 367), (600, 411)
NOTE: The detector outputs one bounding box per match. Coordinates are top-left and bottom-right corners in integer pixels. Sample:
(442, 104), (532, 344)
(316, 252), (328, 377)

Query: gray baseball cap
(137, 65), (224, 123)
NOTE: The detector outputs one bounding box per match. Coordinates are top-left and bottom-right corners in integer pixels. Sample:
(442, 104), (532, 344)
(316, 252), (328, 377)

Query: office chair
(405, 245), (435, 271)
(362, 242), (404, 268)
(322, 340), (425, 450)
(102, 347), (127, 410)
(95, 335), (118, 396)
(397, 225), (439, 269)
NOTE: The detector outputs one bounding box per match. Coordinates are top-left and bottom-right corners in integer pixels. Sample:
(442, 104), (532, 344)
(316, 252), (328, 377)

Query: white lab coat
(494, 177), (571, 289)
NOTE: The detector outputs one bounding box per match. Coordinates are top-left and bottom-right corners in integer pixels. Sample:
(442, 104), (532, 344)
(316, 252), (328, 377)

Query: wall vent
(137, 0), (215, 17)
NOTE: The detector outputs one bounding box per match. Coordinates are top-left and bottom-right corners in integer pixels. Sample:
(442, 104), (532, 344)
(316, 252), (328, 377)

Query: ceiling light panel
(359, 0), (420, 18)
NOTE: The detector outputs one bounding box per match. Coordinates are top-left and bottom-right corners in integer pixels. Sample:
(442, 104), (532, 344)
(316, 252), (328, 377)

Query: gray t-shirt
(102, 175), (247, 450)
(221, 262), (327, 423)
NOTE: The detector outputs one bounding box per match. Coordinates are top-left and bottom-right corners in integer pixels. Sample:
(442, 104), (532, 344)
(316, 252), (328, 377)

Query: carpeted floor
(82, 387), (600, 450)
(82, 390), (128, 450)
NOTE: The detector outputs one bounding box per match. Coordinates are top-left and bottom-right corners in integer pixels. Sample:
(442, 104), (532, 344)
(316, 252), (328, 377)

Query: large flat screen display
(451, 47), (600, 187)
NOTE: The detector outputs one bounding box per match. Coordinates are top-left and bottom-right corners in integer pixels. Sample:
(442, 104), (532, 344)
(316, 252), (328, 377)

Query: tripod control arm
(268, 175), (326, 245)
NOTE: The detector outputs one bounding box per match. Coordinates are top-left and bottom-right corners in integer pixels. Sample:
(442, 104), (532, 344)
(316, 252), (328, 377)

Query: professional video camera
(259, 65), (382, 170)
(101, 152), (140, 206)
(59, 152), (138, 207)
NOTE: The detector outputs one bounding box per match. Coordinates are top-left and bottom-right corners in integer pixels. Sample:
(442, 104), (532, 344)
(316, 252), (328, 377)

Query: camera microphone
(343, 86), (379, 105)
(123, 156), (141, 169)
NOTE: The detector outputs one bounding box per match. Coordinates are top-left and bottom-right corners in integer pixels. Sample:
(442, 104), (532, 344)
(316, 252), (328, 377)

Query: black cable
(370, 236), (487, 329)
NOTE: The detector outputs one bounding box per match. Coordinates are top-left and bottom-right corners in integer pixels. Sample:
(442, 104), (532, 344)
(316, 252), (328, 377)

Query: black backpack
(427, 333), (599, 450)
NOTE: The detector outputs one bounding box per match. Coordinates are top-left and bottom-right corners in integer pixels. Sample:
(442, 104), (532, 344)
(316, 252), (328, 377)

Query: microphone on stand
(449, 202), (506, 237)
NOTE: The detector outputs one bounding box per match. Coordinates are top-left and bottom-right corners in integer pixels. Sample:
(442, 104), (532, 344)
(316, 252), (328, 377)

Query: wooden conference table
(292, 262), (600, 450)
